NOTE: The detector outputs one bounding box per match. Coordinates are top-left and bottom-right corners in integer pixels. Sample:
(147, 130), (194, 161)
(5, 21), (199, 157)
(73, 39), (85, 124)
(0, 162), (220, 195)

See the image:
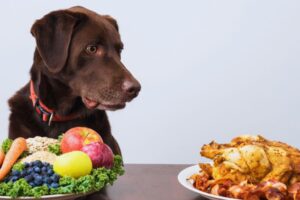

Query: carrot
(0, 137), (27, 180)
(0, 150), (4, 166)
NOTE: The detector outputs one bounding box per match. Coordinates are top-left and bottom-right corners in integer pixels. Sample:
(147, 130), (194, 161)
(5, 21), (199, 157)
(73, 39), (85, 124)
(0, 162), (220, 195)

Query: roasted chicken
(200, 135), (300, 185)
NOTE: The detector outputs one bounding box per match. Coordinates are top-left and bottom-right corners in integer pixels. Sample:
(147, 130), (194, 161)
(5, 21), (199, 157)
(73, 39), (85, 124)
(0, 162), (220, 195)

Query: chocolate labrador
(8, 6), (141, 156)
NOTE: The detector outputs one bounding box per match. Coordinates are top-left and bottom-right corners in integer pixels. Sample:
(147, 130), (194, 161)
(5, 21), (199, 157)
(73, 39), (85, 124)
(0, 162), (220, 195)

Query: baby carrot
(0, 137), (27, 180)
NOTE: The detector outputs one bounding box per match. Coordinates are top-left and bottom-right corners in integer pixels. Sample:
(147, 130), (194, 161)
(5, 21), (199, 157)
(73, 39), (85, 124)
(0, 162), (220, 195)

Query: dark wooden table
(83, 164), (205, 200)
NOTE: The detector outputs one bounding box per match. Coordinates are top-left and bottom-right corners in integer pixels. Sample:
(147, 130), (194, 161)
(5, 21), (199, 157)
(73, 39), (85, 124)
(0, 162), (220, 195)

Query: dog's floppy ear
(103, 15), (119, 32)
(31, 10), (82, 73)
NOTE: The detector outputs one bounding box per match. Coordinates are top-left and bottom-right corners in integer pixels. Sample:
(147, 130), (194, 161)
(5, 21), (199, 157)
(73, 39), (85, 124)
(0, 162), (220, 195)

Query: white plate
(178, 165), (237, 200)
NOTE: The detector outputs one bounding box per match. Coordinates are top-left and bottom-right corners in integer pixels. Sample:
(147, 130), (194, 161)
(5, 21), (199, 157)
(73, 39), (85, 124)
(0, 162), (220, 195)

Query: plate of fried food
(178, 135), (300, 200)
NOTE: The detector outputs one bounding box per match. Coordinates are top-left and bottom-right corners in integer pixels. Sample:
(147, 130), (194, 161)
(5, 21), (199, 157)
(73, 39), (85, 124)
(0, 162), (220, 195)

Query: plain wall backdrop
(1, 0), (300, 164)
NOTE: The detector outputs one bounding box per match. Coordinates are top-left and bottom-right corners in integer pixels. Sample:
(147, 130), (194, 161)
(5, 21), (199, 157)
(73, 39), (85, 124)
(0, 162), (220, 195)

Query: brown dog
(7, 6), (141, 156)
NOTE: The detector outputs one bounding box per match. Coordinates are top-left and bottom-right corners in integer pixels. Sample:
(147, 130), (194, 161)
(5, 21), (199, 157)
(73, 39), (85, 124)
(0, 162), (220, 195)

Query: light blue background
(0, 1), (300, 164)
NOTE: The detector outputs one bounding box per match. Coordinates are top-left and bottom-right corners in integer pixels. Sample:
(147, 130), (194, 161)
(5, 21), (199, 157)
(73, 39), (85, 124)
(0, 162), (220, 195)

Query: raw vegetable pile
(0, 127), (124, 198)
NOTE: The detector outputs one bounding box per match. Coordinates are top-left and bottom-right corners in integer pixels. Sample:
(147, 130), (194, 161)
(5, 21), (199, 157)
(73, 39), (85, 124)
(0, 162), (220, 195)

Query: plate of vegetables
(0, 127), (124, 199)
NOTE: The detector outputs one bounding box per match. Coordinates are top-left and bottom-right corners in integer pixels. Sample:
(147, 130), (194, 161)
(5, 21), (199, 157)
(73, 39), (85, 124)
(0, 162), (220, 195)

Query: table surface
(81, 164), (205, 200)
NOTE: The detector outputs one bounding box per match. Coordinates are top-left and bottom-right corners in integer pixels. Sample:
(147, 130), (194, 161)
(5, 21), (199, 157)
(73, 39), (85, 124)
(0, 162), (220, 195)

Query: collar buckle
(48, 113), (54, 126)
(34, 98), (54, 126)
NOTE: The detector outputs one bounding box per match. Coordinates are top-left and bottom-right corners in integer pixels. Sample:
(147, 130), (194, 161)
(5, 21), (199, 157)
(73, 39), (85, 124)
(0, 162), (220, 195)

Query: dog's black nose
(122, 79), (141, 99)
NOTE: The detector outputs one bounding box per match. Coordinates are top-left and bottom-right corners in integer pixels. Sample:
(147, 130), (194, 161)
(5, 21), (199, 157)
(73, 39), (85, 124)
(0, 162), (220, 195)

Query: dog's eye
(86, 45), (98, 54)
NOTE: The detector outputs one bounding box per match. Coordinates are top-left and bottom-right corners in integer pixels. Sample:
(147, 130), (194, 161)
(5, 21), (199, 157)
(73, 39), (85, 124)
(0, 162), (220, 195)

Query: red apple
(61, 127), (103, 153)
(81, 142), (114, 168)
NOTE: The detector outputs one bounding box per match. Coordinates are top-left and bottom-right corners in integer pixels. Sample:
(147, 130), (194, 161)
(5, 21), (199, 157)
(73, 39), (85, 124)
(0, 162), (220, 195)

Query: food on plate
(20, 151), (57, 165)
(26, 136), (60, 154)
(0, 155), (123, 198)
(288, 182), (300, 199)
(189, 135), (300, 199)
(53, 151), (92, 178)
(61, 127), (103, 153)
(0, 137), (27, 180)
(0, 127), (124, 198)
(201, 135), (300, 184)
(81, 142), (114, 168)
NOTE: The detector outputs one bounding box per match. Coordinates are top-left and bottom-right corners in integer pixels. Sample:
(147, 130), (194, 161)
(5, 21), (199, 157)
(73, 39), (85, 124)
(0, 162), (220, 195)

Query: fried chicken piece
(201, 135), (300, 185)
(199, 163), (213, 177)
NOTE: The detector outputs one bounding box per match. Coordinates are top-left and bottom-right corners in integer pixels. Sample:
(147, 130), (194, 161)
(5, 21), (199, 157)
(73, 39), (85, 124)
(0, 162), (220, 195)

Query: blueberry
(33, 160), (42, 167)
(51, 174), (60, 182)
(35, 175), (42, 181)
(37, 160), (43, 166)
(33, 167), (41, 173)
(22, 170), (28, 176)
(34, 179), (43, 186)
(27, 168), (33, 174)
(25, 174), (33, 181)
(10, 176), (18, 182)
(11, 170), (20, 176)
(34, 176), (43, 186)
(41, 166), (47, 173)
(24, 162), (29, 168)
(43, 162), (50, 167)
(50, 182), (59, 188)
(43, 177), (52, 184)
(29, 182), (36, 187)
(47, 169), (54, 175)
(20, 171), (26, 177)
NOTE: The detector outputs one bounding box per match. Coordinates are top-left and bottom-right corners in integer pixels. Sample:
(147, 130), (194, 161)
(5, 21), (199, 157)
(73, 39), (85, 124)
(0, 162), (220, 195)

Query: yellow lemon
(53, 151), (92, 178)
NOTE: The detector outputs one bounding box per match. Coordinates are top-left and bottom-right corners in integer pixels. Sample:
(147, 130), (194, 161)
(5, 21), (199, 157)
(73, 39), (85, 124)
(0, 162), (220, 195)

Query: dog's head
(31, 6), (141, 111)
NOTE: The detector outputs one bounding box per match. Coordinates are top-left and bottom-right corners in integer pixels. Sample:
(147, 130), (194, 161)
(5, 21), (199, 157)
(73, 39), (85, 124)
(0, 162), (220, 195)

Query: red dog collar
(29, 80), (79, 125)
